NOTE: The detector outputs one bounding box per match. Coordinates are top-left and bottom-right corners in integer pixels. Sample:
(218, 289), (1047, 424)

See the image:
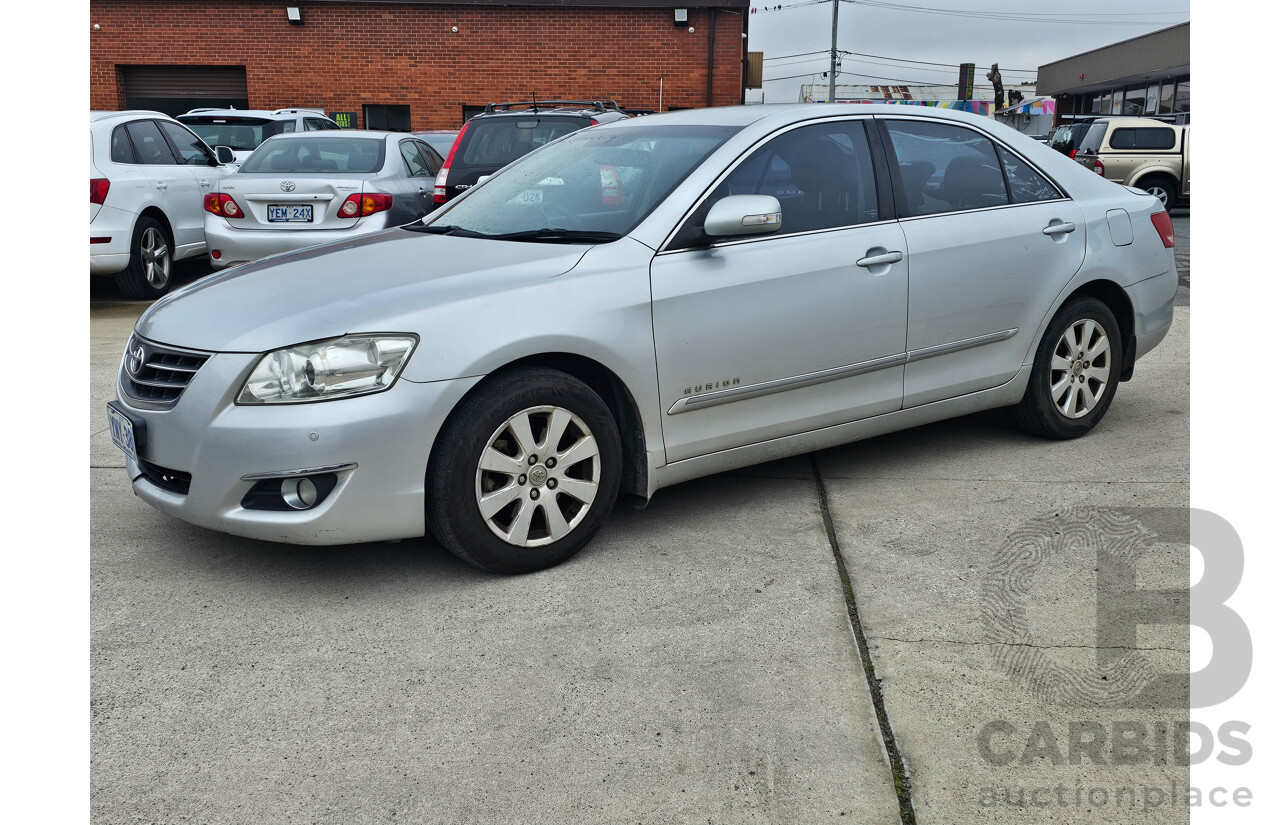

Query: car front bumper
(113, 346), (481, 545)
(204, 216), (389, 269)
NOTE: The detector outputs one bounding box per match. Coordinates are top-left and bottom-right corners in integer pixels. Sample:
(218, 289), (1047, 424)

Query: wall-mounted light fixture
(674, 8), (688, 26)
(286, 7), (302, 25)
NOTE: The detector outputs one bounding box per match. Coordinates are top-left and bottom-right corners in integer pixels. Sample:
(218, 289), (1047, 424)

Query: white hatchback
(89, 111), (235, 299)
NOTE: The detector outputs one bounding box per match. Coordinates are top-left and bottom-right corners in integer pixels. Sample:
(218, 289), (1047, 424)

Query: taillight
(338, 192), (392, 218)
(1150, 211), (1175, 248)
(1067, 148), (1077, 159)
(1092, 159), (1105, 176)
(434, 120), (470, 204)
(203, 193), (244, 218)
(90, 178), (110, 205)
(589, 118), (599, 126)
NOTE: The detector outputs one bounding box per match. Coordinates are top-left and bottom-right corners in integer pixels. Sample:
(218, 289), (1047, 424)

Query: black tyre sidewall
(1017, 296), (1123, 439)
(427, 369), (622, 574)
(115, 216), (171, 300)
(1141, 176), (1177, 210)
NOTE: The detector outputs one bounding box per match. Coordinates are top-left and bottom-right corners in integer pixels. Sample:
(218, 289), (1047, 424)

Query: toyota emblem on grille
(280, 180), (296, 192)
(127, 344), (146, 377)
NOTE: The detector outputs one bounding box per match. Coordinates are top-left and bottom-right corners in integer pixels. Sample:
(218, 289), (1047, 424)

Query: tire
(1010, 295), (1123, 440)
(1138, 175), (1178, 211)
(427, 367), (623, 574)
(114, 216), (173, 300)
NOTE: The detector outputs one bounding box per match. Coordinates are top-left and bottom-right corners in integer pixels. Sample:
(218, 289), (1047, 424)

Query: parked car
(90, 110), (235, 299)
(1072, 117), (1189, 209)
(432, 100), (629, 204)
(1047, 121), (1093, 159)
(413, 129), (459, 158)
(202, 130), (444, 268)
(177, 107), (341, 167)
(108, 104), (1176, 574)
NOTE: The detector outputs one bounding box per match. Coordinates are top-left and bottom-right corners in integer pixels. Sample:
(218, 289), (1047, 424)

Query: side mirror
(214, 146), (237, 165)
(704, 195), (783, 238)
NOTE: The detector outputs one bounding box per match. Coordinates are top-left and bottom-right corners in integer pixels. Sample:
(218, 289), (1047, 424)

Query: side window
(995, 147), (1060, 204)
(399, 140), (430, 176)
(1109, 127), (1175, 151)
(884, 120), (1008, 216)
(280, 120), (297, 133)
(304, 118), (327, 132)
(158, 121), (214, 165)
(671, 120), (881, 248)
(419, 141), (443, 174)
(110, 125), (136, 163)
(124, 120), (179, 165)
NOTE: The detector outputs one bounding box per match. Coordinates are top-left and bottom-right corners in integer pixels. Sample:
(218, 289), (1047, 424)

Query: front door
(651, 118), (908, 464)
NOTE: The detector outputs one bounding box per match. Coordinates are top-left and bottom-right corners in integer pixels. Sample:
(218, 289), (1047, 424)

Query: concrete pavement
(92, 290), (1190, 824)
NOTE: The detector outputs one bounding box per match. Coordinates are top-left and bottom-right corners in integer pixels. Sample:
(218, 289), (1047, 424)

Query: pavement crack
(866, 635), (1187, 654)
(810, 454), (916, 825)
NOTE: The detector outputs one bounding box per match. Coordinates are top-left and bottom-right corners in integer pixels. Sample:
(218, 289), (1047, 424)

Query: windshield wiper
(402, 224), (493, 238)
(490, 227), (623, 244)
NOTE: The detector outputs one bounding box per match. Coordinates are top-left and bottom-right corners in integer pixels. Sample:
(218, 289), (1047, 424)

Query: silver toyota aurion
(108, 105), (1177, 574)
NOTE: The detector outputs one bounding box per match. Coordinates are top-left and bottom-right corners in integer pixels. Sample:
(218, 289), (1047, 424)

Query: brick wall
(88, 1), (746, 128)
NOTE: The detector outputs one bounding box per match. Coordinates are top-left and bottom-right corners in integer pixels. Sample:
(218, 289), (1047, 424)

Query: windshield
(424, 123), (740, 240)
(178, 117), (291, 151)
(238, 137), (387, 174)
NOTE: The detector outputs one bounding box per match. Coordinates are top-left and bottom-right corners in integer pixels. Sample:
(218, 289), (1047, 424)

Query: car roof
(179, 108), (333, 120)
(260, 129), (399, 140)
(90, 110), (173, 124)
(594, 102), (1010, 132)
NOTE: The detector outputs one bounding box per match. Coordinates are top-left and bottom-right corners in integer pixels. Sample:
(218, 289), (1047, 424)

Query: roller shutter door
(121, 65), (249, 116)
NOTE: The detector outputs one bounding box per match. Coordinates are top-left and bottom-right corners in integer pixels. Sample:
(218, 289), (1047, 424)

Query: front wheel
(1010, 295), (1122, 440)
(427, 368), (622, 574)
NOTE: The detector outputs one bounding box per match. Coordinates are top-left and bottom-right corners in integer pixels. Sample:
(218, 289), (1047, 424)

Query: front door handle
(154, 181), (168, 190)
(1042, 221), (1076, 236)
(856, 250), (903, 267)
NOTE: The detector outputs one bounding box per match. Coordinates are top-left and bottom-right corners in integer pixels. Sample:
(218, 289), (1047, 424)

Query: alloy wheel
(1049, 319), (1111, 419)
(140, 226), (171, 290)
(474, 405), (601, 547)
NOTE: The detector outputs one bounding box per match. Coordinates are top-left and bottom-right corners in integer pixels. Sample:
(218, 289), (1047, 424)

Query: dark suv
(432, 100), (629, 204)
(1047, 121), (1094, 159)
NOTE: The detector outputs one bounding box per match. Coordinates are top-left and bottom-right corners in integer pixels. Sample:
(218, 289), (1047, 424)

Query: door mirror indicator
(704, 195), (783, 238)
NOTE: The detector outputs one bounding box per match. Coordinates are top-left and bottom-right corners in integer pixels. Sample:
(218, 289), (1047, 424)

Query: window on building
(1174, 78), (1191, 114)
(1099, 91), (1113, 116)
(1086, 93), (1101, 115)
(363, 105), (411, 132)
(1144, 84), (1161, 115)
(1123, 86), (1145, 116)
(1159, 81), (1175, 115)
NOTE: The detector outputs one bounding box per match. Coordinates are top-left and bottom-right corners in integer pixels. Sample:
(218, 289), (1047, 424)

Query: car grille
(120, 334), (210, 408)
(138, 458), (192, 495)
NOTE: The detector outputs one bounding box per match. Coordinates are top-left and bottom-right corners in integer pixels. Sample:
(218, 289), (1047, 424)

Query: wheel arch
(136, 206), (175, 248)
(428, 352), (650, 503)
(1068, 279), (1136, 381)
(1130, 168), (1179, 192)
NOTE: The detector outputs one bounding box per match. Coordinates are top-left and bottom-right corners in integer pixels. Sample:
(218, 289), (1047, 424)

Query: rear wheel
(427, 368), (622, 574)
(115, 216), (173, 300)
(1139, 175), (1178, 210)
(1010, 295), (1122, 440)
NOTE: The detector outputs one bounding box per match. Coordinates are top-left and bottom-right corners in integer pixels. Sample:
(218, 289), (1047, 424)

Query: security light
(286, 7), (302, 25)
(674, 8), (688, 25)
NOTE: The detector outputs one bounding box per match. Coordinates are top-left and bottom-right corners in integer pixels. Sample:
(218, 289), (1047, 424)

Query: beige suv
(1074, 117), (1189, 209)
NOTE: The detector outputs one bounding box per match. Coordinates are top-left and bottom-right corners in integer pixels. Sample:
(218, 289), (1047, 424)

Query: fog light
(281, 477), (318, 509)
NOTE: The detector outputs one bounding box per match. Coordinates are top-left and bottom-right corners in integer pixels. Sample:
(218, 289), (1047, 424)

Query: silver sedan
(109, 104), (1176, 574)
(203, 130), (443, 268)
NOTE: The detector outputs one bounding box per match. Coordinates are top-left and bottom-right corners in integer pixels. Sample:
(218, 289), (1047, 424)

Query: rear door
(222, 136), (388, 231)
(878, 117), (1087, 407)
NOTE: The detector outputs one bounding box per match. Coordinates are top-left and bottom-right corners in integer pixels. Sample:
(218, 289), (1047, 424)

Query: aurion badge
(127, 343), (146, 377)
(280, 180), (296, 192)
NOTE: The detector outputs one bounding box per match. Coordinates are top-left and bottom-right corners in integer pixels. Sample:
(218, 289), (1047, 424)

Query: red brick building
(89, 0), (750, 129)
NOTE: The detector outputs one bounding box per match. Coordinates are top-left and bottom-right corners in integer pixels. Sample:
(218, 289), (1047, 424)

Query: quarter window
(124, 120), (179, 165)
(883, 120), (1008, 216)
(399, 140), (433, 176)
(996, 147), (1059, 204)
(110, 125), (136, 163)
(1108, 127), (1176, 151)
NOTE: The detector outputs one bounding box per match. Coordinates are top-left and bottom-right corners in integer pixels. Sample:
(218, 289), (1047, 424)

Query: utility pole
(828, 0), (839, 103)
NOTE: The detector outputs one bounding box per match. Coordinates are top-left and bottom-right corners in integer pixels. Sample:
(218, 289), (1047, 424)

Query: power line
(847, 0), (1189, 26)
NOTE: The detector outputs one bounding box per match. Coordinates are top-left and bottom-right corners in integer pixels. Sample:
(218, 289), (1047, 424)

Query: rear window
(239, 137), (386, 174)
(459, 117), (587, 168)
(177, 116), (292, 151)
(1078, 123), (1107, 155)
(1108, 127), (1176, 151)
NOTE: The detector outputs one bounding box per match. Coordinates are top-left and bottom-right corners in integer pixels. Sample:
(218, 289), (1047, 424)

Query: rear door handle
(198, 179), (211, 189)
(856, 251), (903, 267)
(1042, 222), (1076, 236)
(154, 181), (167, 190)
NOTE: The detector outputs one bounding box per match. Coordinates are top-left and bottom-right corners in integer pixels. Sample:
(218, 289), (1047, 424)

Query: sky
(744, 0), (1192, 103)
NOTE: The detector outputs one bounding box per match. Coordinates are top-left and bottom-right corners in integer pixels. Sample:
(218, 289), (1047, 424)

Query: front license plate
(108, 405), (138, 463)
(268, 204), (313, 222)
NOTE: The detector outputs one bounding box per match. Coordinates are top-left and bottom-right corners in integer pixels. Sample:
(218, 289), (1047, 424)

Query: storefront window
(1087, 93), (1101, 115)
(1124, 85), (1145, 116)
(1159, 81), (1175, 114)
(1174, 78), (1191, 114)
(1145, 84), (1161, 115)
(1099, 91), (1112, 115)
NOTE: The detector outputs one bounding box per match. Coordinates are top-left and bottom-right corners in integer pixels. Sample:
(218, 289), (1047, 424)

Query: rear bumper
(205, 216), (388, 269)
(90, 205), (136, 275)
(1125, 267), (1177, 362)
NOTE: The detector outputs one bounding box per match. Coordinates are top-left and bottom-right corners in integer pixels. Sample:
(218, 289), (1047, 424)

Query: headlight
(236, 334), (418, 405)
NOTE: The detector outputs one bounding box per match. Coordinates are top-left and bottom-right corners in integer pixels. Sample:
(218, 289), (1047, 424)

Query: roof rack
(271, 107), (327, 115)
(482, 99), (621, 114)
(183, 107), (230, 114)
